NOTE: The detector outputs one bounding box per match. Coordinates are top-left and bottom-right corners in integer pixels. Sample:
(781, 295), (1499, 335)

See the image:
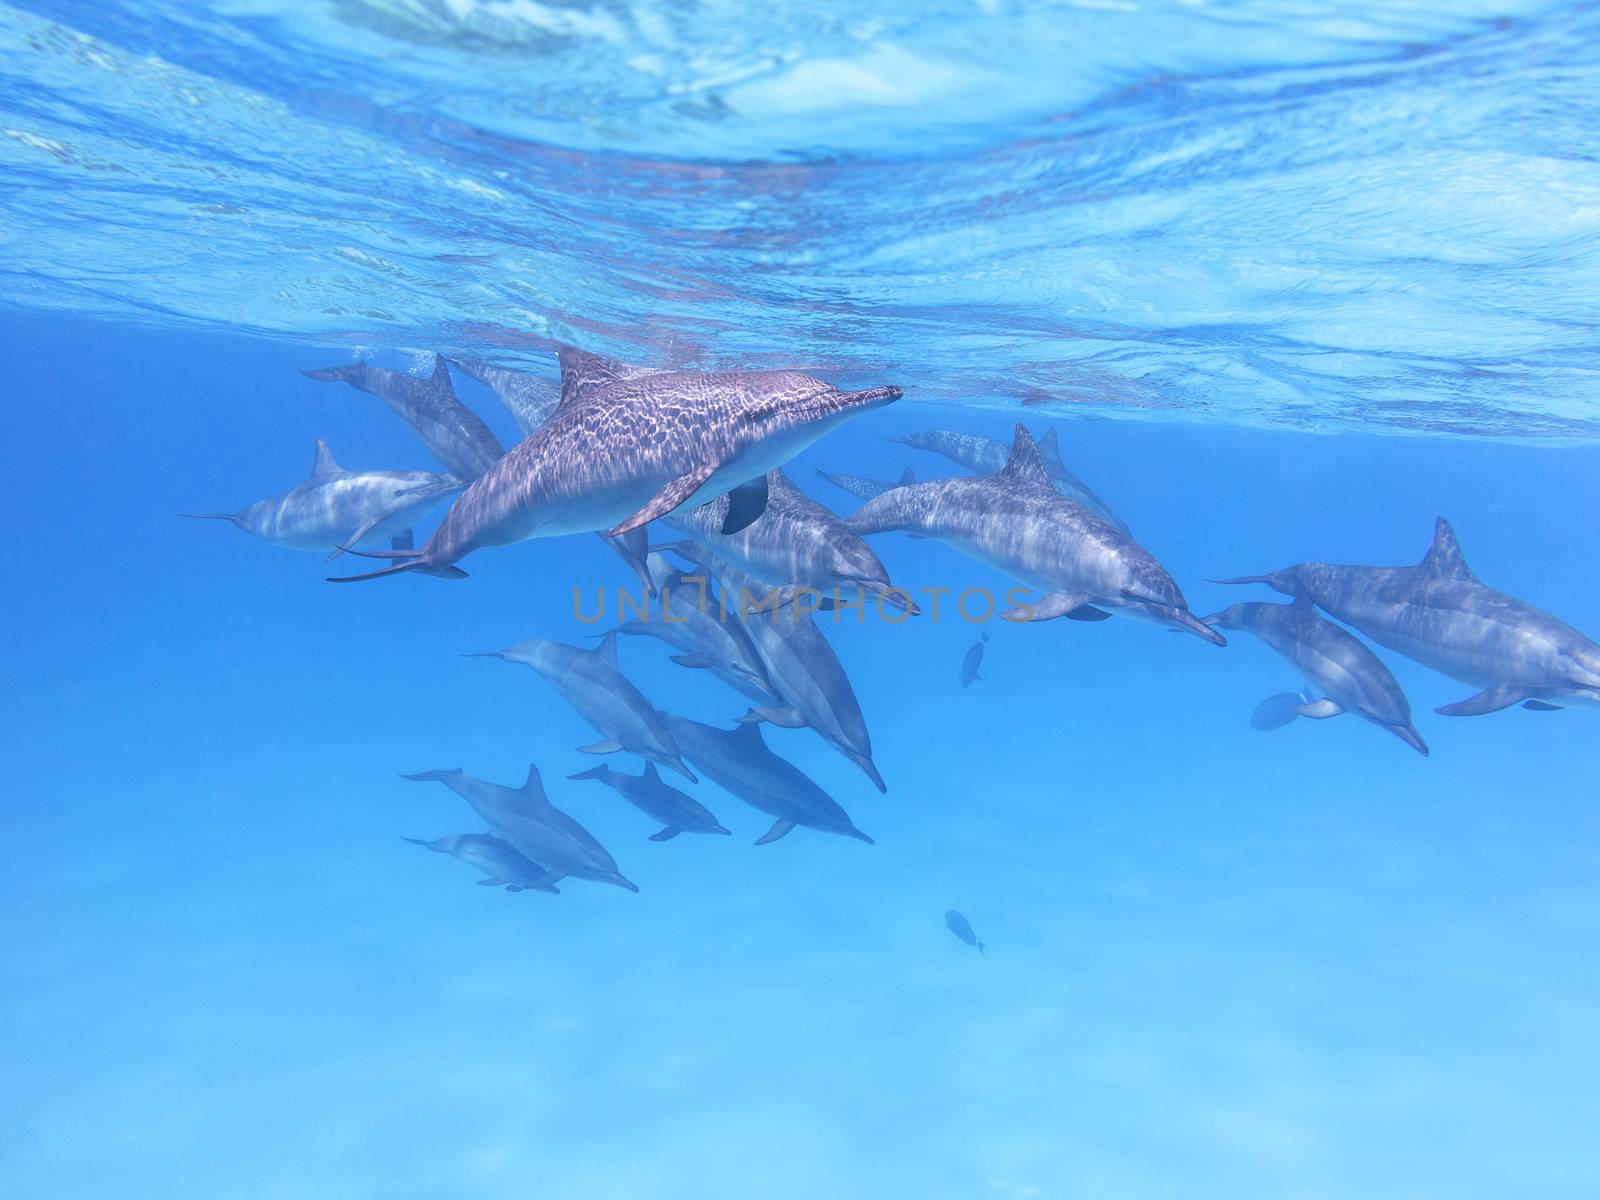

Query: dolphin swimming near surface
(661, 540), (889, 792)
(889, 426), (1127, 533)
(944, 910), (986, 956)
(401, 832), (562, 893)
(656, 713), (873, 846)
(1250, 690), (1314, 731)
(300, 354), (505, 480)
(665, 469), (918, 614)
(814, 466), (918, 503)
(1202, 598), (1429, 755)
(468, 630), (697, 782)
(568, 762), (732, 841)
(183, 438), (465, 556)
(403, 765), (638, 892)
(444, 355), (561, 435)
(327, 348), (902, 581)
(611, 553), (781, 707)
(849, 426), (1223, 645)
(959, 630), (989, 688)
(1215, 518), (1600, 715)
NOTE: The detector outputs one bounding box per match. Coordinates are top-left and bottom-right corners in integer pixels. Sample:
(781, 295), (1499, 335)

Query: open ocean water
(4, 4), (1600, 1198)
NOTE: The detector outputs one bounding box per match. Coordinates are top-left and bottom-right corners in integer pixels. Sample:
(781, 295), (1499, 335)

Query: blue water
(4, 3), (1600, 1197)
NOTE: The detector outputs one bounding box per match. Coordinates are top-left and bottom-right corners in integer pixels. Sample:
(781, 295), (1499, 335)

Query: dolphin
(611, 553), (781, 707)
(1215, 518), (1600, 715)
(814, 466), (918, 503)
(568, 762), (731, 841)
(944, 910), (986, 956)
(403, 766), (637, 892)
(959, 630), (989, 688)
(183, 438), (465, 557)
(300, 354), (505, 480)
(656, 713), (873, 846)
(326, 348), (901, 581)
(660, 540), (888, 792)
(401, 832), (562, 893)
(849, 425), (1223, 645)
(889, 426), (1127, 533)
(1202, 598), (1428, 754)
(444, 355), (561, 435)
(665, 469), (918, 614)
(469, 630), (696, 781)
(1250, 690), (1314, 731)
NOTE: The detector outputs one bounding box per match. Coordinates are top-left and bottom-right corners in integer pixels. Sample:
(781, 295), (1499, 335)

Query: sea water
(3, 4), (1599, 1198)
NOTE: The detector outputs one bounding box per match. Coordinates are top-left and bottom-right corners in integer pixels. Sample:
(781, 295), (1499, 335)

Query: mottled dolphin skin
(959, 630), (989, 688)
(611, 553), (781, 707)
(657, 713), (873, 846)
(814, 466), (917, 503)
(568, 762), (731, 841)
(850, 425), (1223, 645)
(944, 910), (986, 956)
(1203, 598), (1428, 755)
(469, 630), (697, 781)
(327, 349), (901, 581)
(666, 469), (918, 614)
(889, 426), (1127, 533)
(403, 765), (637, 892)
(444, 355), (561, 434)
(183, 438), (464, 555)
(1215, 518), (1600, 715)
(401, 833), (562, 893)
(300, 355), (505, 480)
(662, 540), (888, 793)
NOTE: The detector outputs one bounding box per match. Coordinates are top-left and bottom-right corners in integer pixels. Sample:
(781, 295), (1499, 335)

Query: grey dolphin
(1215, 518), (1600, 715)
(661, 540), (888, 792)
(889, 426), (1127, 533)
(814, 466), (918, 503)
(959, 630), (989, 688)
(300, 354), (505, 480)
(665, 469), (919, 614)
(611, 553), (781, 707)
(469, 630), (696, 781)
(401, 832), (562, 893)
(567, 762), (731, 841)
(403, 765), (637, 892)
(327, 348), (901, 581)
(656, 713), (873, 846)
(850, 425), (1223, 645)
(183, 438), (465, 557)
(444, 355), (561, 435)
(1203, 598), (1428, 755)
(944, 910), (986, 956)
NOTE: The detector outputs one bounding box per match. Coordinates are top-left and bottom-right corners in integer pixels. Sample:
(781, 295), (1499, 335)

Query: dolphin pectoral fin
(610, 465), (717, 535)
(576, 739), (625, 754)
(1000, 591), (1091, 622)
(391, 529), (415, 553)
(1436, 686), (1529, 717)
(505, 884), (523, 892)
(755, 818), (797, 845)
(1295, 699), (1344, 719)
(649, 827), (682, 842)
(1067, 605), (1112, 622)
(1522, 700), (1563, 711)
(669, 653), (715, 669)
(476, 878), (507, 886)
(721, 476), (769, 534)
(738, 705), (807, 728)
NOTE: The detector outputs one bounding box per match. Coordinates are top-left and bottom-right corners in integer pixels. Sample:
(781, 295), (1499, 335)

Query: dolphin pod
(327, 348), (902, 581)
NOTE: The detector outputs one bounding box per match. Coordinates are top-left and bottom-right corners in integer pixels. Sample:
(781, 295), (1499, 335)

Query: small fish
(944, 910), (986, 956)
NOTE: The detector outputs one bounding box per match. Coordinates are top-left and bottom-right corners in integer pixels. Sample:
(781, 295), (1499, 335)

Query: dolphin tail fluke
(977, 941), (987, 957)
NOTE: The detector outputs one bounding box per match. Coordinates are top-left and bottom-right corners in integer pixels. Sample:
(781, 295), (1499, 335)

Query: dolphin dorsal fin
(520, 763), (548, 803)
(593, 629), (620, 670)
(897, 467), (917, 485)
(1035, 426), (1065, 467)
(1422, 517), (1473, 581)
(557, 348), (665, 410)
(998, 425), (1052, 488)
(310, 438), (343, 478)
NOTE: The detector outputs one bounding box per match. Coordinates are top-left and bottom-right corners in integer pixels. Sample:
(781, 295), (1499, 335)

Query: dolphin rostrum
(889, 426), (1127, 532)
(959, 630), (989, 688)
(183, 438), (464, 557)
(568, 762), (732, 841)
(944, 910), (986, 956)
(666, 469), (918, 614)
(300, 354), (505, 480)
(1215, 518), (1600, 715)
(327, 348), (901, 581)
(403, 765), (637, 892)
(401, 832), (562, 893)
(469, 630), (696, 781)
(661, 540), (888, 792)
(611, 553), (781, 707)
(656, 713), (873, 846)
(850, 425), (1223, 645)
(1202, 597), (1428, 755)
(814, 466), (918, 503)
